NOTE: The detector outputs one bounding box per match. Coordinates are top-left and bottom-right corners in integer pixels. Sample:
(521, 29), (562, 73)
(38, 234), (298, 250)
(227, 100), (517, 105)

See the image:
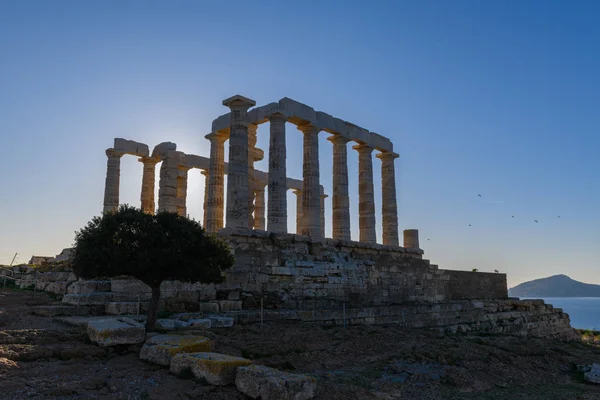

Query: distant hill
(509, 274), (600, 298)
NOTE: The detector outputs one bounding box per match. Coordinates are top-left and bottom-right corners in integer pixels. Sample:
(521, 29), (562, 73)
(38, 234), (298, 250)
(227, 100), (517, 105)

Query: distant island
(509, 274), (600, 298)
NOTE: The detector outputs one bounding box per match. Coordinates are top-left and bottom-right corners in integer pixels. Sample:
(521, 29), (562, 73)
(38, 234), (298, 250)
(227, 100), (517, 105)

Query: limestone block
(156, 319), (177, 331)
(170, 352), (252, 385)
(208, 315), (234, 328)
(105, 302), (148, 315)
(215, 300), (242, 312)
(248, 102), (280, 124)
(111, 278), (151, 293)
(139, 334), (212, 366)
(87, 317), (145, 347)
(44, 281), (69, 295)
(114, 138), (150, 157)
(67, 280), (111, 294)
(346, 122), (370, 144)
(189, 319), (212, 329)
(369, 131), (393, 152)
(211, 112), (231, 133)
(235, 365), (317, 400)
(278, 97), (318, 126)
(62, 292), (113, 305)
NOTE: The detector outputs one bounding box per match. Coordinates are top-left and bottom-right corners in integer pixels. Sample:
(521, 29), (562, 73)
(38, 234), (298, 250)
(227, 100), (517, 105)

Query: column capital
(269, 113), (288, 123)
(247, 123), (258, 134)
(352, 143), (374, 153)
(297, 124), (320, 135)
(376, 151), (400, 161)
(205, 132), (228, 143)
(292, 188), (303, 195)
(222, 94), (256, 110)
(320, 194), (328, 199)
(138, 156), (159, 165)
(200, 169), (209, 177)
(106, 148), (124, 159)
(327, 134), (350, 145)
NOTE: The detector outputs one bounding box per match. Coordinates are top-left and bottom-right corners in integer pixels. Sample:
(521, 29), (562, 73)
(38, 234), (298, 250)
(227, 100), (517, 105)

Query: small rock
(170, 352), (251, 385)
(235, 365), (317, 400)
(584, 363), (600, 383)
(140, 334), (212, 366)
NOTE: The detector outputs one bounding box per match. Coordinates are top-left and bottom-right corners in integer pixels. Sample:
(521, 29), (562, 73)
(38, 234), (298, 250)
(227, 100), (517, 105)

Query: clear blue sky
(1, 0), (598, 287)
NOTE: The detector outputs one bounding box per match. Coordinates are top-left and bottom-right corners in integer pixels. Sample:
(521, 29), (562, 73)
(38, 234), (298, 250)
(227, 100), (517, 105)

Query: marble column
(103, 149), (123, 214)
(404, 229), (419, 249)
(353, 143), (376, 243)
(267, 113), (288, 233)
(247, 123), (258, 229)
(320, 193), (328, 239)
(176, 166), (190, 217)
(205, 132), (227, 233)
(201, 170), (209, 227)
(292, 189), (303, 234)
(254, 182), (266, 230)
(139, 157), (159, 214)
(377, 151), (400, 246)
(298, 124), (321, 238)
(327, 135), (351, 240)
(223, 95), (255, 229)
(158, 152), (179, 213)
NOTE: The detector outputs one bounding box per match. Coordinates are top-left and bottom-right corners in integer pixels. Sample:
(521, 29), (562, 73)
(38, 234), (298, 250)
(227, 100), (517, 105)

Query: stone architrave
(327, 134), (351, 240)
(176, 166), (191, 217)
(205, 132), (227, 233)
(320, 193), (328, 238)
(293, 189), (303, 234)
(201, 170), (209, 227)
(254, 182), (266, 230)
(223, 95), (256, 229)
(103, 149), (124, 213)
(353, 143), (376, 243)
(267, 113), (288, 233)
(139, 156), (159, 214)
(377, 151), (400, 246)
(247, 123), (258, 229)
(158, 152), (180, 213)
(298, 124), (321, 238)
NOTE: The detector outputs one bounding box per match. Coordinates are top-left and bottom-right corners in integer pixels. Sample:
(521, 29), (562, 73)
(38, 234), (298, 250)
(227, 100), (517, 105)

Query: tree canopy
(71, 205), (235, 329)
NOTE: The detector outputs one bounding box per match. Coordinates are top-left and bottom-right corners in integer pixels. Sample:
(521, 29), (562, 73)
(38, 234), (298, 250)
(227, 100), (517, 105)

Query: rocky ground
(2, 287), (600, 399)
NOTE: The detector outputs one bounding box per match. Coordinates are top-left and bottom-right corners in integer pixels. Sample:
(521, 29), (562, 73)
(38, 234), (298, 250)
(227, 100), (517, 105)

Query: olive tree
(71, 205), (234, 330)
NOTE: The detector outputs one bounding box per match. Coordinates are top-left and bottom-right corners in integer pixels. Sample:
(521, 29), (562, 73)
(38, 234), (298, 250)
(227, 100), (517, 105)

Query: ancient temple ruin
(102, 95), (400, 245)
(100, 94), (509, 313)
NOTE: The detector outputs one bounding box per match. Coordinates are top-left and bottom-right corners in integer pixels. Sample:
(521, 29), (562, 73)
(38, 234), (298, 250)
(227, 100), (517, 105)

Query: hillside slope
(509, 274), (600, 297)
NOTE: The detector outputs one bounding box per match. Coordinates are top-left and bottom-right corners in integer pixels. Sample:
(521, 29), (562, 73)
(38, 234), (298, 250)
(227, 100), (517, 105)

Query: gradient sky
(1, 0), (598, 287)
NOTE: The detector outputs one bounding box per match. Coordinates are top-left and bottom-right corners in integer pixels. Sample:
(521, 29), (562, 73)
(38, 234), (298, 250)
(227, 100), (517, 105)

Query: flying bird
(534, 220), (538, 223)
(468, 224), (472, 227)
(512, 216), (514, 218)
(478, 194), (482, 197)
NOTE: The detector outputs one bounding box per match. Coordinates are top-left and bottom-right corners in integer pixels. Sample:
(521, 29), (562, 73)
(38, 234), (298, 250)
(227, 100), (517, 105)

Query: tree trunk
(146, 286), (161, 331)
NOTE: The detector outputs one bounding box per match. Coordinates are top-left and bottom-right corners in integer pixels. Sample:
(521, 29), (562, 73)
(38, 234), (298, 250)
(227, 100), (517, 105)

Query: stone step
(105, 301), (150, 315)
(67, 280), (111, 294)
(62, 292), (113, 305)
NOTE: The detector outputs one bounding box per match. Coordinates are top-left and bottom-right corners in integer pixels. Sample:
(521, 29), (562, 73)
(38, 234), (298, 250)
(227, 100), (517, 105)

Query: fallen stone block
(62, 292), (113, 305)
(156, 319), (176, 331)
(582, 363), (600, 383)
(87, 317), (146, 347)
(139, 334), (212, 366)
(67, 280), (111, 294)
(235, 365), (317, 400)
(33, 305), (83, 317)
(208, 315), (234, 328)
(105, 302), (148, 315)
(189, 319), (212, 329)
(44, 281), (70, 295)
(170, 352), (252, 385)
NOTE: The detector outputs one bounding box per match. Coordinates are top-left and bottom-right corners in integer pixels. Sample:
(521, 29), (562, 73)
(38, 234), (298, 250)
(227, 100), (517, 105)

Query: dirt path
(2, 287), (600, 399)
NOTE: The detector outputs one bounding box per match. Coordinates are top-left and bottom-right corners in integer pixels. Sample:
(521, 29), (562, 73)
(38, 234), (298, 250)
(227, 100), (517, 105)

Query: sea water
(522, 297), (600, 330)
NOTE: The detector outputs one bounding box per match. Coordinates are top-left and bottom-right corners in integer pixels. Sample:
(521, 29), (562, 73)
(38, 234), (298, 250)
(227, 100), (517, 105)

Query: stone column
(254, 182), (266, 230)
(292, 189), (303, 234)
(404, 229), (420, 249)
(247, 123), (258, 229)
(158, 152), (179, 213)
(267, 113), (288, 233)
(103, 149), (123, 213)
(353, 143), (376, 243)
(176, 166), (191, 217)
(320, 193), (328, 238)
(298, 124), (321, 238)
(205, 132), (227, 233)
(327, 135), (351, 240)
(139, 157), (159, 214)
(377, 151), (400, 246)
(201, 170), (209, 227)
(223, 95), (255, 229)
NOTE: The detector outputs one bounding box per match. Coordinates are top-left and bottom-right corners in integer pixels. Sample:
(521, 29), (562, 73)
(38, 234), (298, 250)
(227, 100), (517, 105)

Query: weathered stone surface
(208, 316), (234, 328)
(67, 280), (111, 294)
(139, 334), (212, 366)
(189, 319), (212, 329)
(62, 292), (113, 306)
(580, 364), (600, 383)
(105, 302), (148, 316)
(33, 305), (81, 317)
(156, 319), (176, 331)
(235, 365), (317, 400)
(87, 317), (145, 347)
(170, 352), (251, 385)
